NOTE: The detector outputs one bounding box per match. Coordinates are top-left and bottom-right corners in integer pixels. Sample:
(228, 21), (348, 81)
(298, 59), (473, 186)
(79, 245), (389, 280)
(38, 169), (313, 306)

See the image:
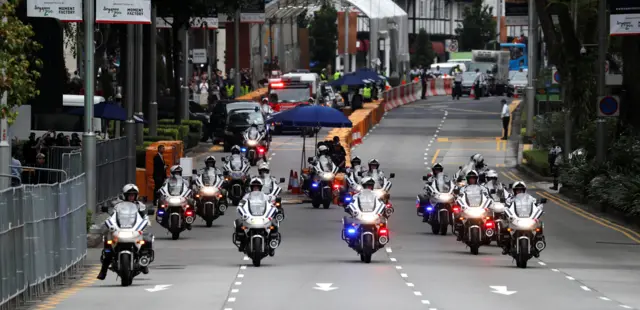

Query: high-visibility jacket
(363, 87), (371, 99)
(320, 73), (327, 81)
(225, 85), (234, 97)
(334, 72), (341, 80)
(241, 85), (250, 95)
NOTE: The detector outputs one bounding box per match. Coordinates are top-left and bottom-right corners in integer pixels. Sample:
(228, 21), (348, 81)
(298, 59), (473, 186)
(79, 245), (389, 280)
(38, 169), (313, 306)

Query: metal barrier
(0, 174), (87, 310)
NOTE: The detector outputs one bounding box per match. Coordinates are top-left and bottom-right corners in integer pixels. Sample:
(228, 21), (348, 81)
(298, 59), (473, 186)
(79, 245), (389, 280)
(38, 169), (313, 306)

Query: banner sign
(505, 0), (528, 26)
(241, 0), (265, 23)
(96, 0), (152, 24)
(156, 17), (219, 29)
(610, 0), (640, 36)
(27, 0), (82, 22)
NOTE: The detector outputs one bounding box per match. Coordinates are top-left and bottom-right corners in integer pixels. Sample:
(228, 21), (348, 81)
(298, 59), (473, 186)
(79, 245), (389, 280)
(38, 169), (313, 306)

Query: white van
(430, 63), (466, 75)
(282, 72), (321, 97)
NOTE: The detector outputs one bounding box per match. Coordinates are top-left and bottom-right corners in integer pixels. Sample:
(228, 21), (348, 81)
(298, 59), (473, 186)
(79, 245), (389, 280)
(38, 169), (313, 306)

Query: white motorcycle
(222, 156), (251, 205)
(102, 202), (154, 286)
(418, 174), (455, 235)
(306, 155), (340, 209)
(342, 190), (394, 263)
(157, 178), (194, 240)
(486, 185), (511, 246)
(233, 192), (283, 267)
(243, 127), (267, 166)
(260, 176), (287, 220)
(455, 187), (495, 255)
(193, 169), (228, 227)
(504, 193), (547, 268)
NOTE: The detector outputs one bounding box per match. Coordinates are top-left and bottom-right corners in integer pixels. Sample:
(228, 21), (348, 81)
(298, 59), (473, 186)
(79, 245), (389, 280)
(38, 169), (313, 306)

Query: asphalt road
(48, 96), (640, 310)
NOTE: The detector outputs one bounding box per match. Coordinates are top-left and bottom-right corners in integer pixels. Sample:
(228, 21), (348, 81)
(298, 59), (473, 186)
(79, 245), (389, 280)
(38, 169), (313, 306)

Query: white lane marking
(620, 305), (632, 309)
(390, 257), (397, 262)
(400, 273), (408, 278)
(227, 297), (236, 302)
(551, 268), (559, 272)
(240, 266), (247, 270)
(421, 300), (430, 304)
(566, 276), (575, 280)
(224, 308), (232, 310)
(407, 283), (414, 287)
(243, 256), (249, 261)
(395, 266), (402, 270)
(580, 286), (591, 291)
(435, 130), (439, 133)
(237, 274), (244, 278)
(434, 134), (438, 137)
(414, 291), (422, 296)
(599, 297), (611, 301)
(234, 282), (242, 285)
(424, 157), (428, 160)
(231, 289), (239, 293)
(538, 261), (546, 266)
(424, 162), (429, 165)
(271, 153), (276, 156)
(386, 248), (392, 253)
(427, 143), (431, 147)
(429, 308), (437, 310)
(268, 157), (273, 161)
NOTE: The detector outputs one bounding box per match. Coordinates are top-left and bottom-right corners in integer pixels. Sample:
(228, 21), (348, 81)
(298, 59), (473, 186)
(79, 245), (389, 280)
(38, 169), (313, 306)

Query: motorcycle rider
(233, 178), (280, 254)
(226, 145), (251, 166)
(303, 144), (332, 191)
(342, 177), (386, 246)
(200, 155), (223, 176)
(256, 162), (282, 198)
(425, 162), (445, 184)
(483, 169), (509, 200)
(97, 184), (153, 280)
(345, 156), (364, 189)
(330, 136), (347, 172)
(502, 181), (545, 254)
(455, 170), (489, 240)
(363, 159), (390, 190)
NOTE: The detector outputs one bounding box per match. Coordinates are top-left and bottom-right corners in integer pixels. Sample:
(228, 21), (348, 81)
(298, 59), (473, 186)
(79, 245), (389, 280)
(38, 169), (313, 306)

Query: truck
(469, 50), (510, 96)
(500, 43), (527, 70)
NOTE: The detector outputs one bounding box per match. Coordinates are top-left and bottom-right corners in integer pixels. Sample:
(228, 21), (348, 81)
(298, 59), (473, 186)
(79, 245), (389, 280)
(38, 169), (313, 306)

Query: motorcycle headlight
(516, 218), (536, 229)
(322, 172), (335, 180)
(373, 189), (386, 198)
(464, 207), (485, 217)
(117, 231), (137, 239)
(438, 193), (453, 201)
(168, 197), (182, 204)
(246, 140), (258, 146)
(249, 217), (268, 225)
(201, 187), (217, 195)
(360, 213), (378, 223)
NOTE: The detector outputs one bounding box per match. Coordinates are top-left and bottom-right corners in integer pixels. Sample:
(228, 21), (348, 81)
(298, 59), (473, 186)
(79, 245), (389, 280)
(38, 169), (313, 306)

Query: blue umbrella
(68, 102), (146, 123)
(354, 68), (383, 82)
(266, 104), (352, 127)
(329, 74), (368, 87)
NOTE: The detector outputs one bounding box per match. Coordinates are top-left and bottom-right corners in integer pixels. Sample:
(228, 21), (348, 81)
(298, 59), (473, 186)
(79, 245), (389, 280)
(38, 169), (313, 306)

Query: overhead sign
(597, 95), (620, 117)
(27, 0), (82, 22)
(505, 0), (528, 26)
(96, 0), (152, 24)
(241, 0), (265, 23)
(156, 17), (219, 29)
(610, 0), (640, 36)
(191, 49), (207, 64)
(552, 68), (560, 84)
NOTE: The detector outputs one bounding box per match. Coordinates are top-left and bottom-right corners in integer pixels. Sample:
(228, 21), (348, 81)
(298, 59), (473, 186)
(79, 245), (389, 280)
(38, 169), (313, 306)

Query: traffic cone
(469, 85), (475, 99)
(288, 169), (294, 191)
(291, 171), (301, 194)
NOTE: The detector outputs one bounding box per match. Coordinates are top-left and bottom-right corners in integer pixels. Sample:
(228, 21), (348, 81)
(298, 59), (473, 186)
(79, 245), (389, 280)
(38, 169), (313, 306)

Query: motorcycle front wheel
(119, 255), (133, 287)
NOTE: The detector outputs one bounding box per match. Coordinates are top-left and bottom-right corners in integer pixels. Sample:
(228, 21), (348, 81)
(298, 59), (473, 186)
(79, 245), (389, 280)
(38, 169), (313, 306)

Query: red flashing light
(386, 203), (392, 208)
(379, 228), (388, 235)
(485, 221), (494, 228)
(270, 82), (284, 88)
(333, 184), (340, 189)
(452, 206), (460, 213)
(258, 147), (265, 153)
(185, 210), (194, 217)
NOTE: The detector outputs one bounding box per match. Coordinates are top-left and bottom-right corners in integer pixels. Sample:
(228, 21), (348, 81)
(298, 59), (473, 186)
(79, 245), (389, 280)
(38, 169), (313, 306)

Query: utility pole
(234, 8), (241, 97)
(83, 0), (97, 210)
(135, 25), (144, 145)
(148, 6), (158, 136)
(565, 0), (578, 159)
(596, 0), (607, 161)
(496, 0), (501, 44)
(525, 0), (536, 137)
(0, 68), (9, 189)
(125, 24), (136, 183)
(343, 6), (350, 73)
(180, 28), (189, 120)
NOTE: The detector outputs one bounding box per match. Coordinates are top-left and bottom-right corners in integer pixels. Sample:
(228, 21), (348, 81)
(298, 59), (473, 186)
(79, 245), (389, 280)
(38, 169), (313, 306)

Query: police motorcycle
(222, 146), (251, 205)
(503, 182), (547, 268)
(338, 157), (366, 206)
(483, 170), (511, 246)
(156, 166), (194, 240)
(192, 168), (228, 227)
(243, 125), (268, 166)
(342, 177), (394, 263)
(256, 163), (286, 220)
(233, 178), (283, 267)
(455, 184), (494, 255)
(417, 173), (455, 235)
(306, 155), (340, 209)
(101, 201), (154, 286)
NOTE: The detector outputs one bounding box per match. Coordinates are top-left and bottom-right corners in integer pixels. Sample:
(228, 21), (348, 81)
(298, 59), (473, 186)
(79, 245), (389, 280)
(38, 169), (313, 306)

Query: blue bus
(500, 43), (527, 70)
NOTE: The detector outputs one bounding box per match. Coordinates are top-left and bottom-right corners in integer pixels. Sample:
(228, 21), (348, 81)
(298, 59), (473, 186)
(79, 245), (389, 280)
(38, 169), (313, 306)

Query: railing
(0, 174), (87, 310)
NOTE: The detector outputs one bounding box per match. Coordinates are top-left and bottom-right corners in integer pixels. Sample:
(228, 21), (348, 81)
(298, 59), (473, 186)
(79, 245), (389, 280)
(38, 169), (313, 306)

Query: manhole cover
(595, 241), (640, 246)
(150, 265), (187, 270)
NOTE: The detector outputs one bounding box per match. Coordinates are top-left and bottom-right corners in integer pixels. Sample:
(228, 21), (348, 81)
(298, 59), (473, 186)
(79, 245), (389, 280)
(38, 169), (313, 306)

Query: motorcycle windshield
(230, 156), (244, 171)
(201, 170), (218, 186)
(167, 178), (184, 196)
(261, 178), (273, 193)
(318, 156), (335, 172)
(246, 127), (260, 140)
(436, 174), (450, 192)
(465, 188), (483, 207)
(248, 199), (267, 216)
(357, 192), (377, 212)
(115, 202), (138, 228)
(513, 193), (534, 217)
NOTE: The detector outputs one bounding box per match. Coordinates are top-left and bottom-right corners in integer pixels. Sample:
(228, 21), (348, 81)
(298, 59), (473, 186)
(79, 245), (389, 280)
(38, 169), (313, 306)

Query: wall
(225, 23), (251, 72)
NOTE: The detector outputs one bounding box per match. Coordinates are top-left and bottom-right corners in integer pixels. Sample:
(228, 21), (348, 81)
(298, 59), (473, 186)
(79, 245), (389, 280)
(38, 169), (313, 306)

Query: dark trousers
(474, 83), (482, 99)
(453, 82), (462, 99)
(502, 117), (510, 139)
(153, 179), (164, 204)
(421, 82), (427, 99)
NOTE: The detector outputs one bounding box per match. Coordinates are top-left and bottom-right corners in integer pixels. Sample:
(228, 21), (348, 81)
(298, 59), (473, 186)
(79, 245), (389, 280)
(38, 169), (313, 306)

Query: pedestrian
(548, 145), (562, 190)
(474, 68), (483, 100)
(153, 145), (167, 205)
(500, 99), (510, 140)
(453, 68), (463, 100)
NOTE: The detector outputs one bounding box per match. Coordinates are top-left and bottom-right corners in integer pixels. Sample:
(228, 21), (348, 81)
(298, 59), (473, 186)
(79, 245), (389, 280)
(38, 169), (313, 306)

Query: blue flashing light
(347, 228), (356, 234)
(157, 209), (165, 216)
(241, 147), (247, 152)
(344, 196), (352, 202)
(426, 206), (434, 212)
(312, 183), (319, 188)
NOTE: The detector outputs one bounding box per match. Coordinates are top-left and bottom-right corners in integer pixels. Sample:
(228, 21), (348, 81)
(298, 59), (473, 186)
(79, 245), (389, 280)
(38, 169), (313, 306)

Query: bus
(500, 43), (527, 70)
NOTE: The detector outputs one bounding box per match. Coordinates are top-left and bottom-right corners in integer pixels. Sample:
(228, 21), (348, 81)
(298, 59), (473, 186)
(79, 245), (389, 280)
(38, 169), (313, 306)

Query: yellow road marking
(501, 171), (517, 182)
(32, 265), (102, 309)
(431, 149), (441, 164)
(537, 191), (640, 244)
(437, 137), (503, 143)
(495, 139), (506, 151)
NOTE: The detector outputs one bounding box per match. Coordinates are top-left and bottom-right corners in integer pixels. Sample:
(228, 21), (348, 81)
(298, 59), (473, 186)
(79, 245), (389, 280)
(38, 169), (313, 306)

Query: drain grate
(149, 265), (187, 270)
(596, 241), (640, 246)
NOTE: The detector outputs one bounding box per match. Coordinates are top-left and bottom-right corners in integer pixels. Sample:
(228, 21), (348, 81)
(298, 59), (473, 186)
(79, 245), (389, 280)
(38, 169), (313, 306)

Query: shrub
(143, 128), (180, 140)
(158, 124), (189, 140)
(159, 119), (203, 134)
(522, 149), (549, 176)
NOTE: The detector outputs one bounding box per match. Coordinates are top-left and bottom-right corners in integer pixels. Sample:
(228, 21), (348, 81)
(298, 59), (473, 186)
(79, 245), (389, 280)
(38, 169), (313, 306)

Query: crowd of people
(190, 68), (256, 106)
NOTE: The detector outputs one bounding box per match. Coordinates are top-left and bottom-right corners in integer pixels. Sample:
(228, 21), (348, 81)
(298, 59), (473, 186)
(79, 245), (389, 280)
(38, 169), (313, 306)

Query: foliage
(410, 29), (434, 68)
(454, 0), (496, 50)
(0, 1), (42, 123)
(522, 149), (550, 177)
(158, 119), (203, 133)
(308, 4), (338, 70)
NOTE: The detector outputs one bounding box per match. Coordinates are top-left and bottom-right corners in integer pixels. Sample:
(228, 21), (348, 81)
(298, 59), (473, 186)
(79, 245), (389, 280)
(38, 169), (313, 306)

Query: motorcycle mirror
(147, 208), (155, 215)
(500, 197), (506, 203)
(508, 183), (513, 189)
(192, 169), (198, 175)
(279, 177), (285, 183)
(540, 198), (548, 204)
(459, 166), (463, 170)
(357, 171), (363, 177)
(307, 157), (314, 163)
(389, 173), (395, 179)
(221, 157), (227, 162)
(100, 205), (109, 213)
(422, 176), (428, 181)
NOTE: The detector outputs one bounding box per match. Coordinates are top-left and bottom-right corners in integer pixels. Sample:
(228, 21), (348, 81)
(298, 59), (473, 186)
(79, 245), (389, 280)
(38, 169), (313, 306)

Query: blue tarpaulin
(266, 104), (352, 128)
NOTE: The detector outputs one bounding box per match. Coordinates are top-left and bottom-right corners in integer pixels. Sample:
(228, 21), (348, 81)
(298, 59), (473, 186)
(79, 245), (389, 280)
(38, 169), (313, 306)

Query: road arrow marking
(313, 283), (338, 291)
(146, 284), (172, 292)
(490, 286), (517, 295)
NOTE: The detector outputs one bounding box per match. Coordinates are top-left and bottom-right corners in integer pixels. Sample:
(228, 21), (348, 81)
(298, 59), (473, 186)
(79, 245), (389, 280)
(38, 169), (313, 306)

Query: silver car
(507, 71), (528, 97)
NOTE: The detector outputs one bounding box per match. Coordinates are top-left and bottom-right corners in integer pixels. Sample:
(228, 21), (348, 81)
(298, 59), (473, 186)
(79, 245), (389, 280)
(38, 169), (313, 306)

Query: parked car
(460, 72), (489, 96)
(507, 71), (528, 97)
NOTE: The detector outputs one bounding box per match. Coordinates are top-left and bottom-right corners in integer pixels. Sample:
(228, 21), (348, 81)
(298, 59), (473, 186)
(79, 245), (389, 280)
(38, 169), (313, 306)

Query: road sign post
(597, 95), (620, 117)
(552, 69), (560, 84)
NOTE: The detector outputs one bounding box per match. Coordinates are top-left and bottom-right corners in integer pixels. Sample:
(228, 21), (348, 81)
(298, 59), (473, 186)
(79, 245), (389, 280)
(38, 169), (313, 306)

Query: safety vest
(363, 87), (371, 99)
(341, 85), (348, 92)
(320, 73), (327, 81)
(334, 72), (341, 80)
(225, 85), (234, 97)
(241, 85), (249, 95)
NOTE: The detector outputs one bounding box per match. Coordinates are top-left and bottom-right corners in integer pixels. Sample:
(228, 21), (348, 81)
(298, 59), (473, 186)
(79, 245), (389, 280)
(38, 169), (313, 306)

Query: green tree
(455, 0), (496, 50)
(0, 1), (42, 123)
(308, 4), (338, 71)
(410, 28), (434, 68)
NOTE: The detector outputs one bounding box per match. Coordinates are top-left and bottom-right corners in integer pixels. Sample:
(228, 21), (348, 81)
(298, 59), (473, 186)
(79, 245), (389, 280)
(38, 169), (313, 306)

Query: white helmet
(512, 181), (527, 193)
(318, 145), (329, 154)
(121, 184), (139, 200)
(471, 153), (484, 164)
(360, 176), (375, 189)
(249, 177), (264, 191)
(170, 165), (183, 176)
(485, 169), (499, 179)
(258, 162), (270, 172)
